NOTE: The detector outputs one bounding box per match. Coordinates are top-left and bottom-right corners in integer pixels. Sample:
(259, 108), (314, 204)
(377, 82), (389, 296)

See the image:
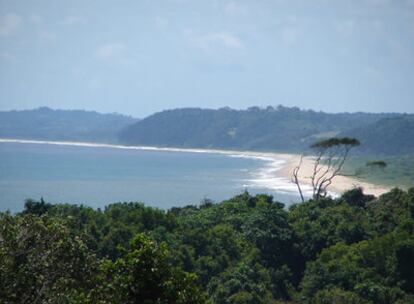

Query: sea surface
(0, 140), (302, 212)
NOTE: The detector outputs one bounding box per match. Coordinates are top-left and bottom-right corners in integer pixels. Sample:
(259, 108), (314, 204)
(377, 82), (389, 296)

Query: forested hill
(119, 106), (400, 153)
(0, 107), (138, 143)
(1, 106), (411, 155)
(341, 114), (414, 155)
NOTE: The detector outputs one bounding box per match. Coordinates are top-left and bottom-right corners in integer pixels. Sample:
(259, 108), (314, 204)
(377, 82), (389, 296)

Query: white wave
(240, 155), (314, 197)
(0, 138), (316, 197)
(0, 138), (284, 162)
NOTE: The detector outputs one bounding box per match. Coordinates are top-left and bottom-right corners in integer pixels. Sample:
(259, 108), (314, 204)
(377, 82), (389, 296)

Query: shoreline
(0, 138), (390, 198)
(278, 154), (391, 197)
(0, 138), (289, 158)
(0, 138), (294, 163)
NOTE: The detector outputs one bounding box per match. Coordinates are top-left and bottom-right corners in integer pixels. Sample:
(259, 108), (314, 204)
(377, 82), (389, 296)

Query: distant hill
(0, 107), (138, 143)
(341, 115), (414, 155)
(2, 106), (411, 155)
(119, 106), (399, 153)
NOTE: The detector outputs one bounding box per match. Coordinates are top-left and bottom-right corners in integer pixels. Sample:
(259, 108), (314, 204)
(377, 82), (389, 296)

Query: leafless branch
(291, 155), (304, 203)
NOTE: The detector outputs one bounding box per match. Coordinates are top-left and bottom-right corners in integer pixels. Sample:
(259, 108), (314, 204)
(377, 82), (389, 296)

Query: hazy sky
(1, 0), (413, 117)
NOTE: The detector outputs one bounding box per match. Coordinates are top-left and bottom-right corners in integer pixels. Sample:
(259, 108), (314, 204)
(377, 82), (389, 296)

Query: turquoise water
(0, 141), (299, 212)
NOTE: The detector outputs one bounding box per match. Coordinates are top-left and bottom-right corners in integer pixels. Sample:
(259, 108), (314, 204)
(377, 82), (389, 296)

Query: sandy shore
(277, 154), (391, 197)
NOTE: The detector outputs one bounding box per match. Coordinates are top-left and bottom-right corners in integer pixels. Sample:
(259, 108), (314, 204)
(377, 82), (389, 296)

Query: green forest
(118, 107), (414, 155)
(2, 107), (413, 156)
(0, 107), (137, 143)
(1, 188), (413, 303)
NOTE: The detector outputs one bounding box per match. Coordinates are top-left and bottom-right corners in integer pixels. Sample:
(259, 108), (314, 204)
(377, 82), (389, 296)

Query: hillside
(342, 115), (414, 155)
(2, 106), (411, 155)
(0, 107), (138, 143)
(119, 106), (395, 153)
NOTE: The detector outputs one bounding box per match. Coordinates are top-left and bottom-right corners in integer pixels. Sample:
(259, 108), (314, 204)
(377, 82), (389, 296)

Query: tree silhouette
(292, 137), (360, 201)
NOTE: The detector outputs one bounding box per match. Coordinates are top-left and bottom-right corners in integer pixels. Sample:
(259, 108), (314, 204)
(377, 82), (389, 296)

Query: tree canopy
(1, 188), (413, 303)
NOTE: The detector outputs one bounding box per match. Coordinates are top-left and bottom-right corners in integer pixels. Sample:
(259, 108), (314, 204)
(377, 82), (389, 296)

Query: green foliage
(0, 107), (138, 143)
(339, 187), (375, 208)
(207, 252), (273, 304)
(288, 195), (372, 261)
(23, 197), (52, 215)
(300, 223), (414, 303)
(366, 160), (387, 168)
(311, 288), (371, 304)
(366, 188), (414, 235)
(310, 137), (360, 149)
(94, 233), (206, 304)
(2, 107), (412, 155)
(344, 155), (414, 189)
(342, 114), (414, 155)
(1, 188), (414, 303)
(118, 106), (396, 152)
(0, 214), (97, 303)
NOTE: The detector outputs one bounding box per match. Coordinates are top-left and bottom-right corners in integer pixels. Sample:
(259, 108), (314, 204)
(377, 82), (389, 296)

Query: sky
(0, 0), (414, 118)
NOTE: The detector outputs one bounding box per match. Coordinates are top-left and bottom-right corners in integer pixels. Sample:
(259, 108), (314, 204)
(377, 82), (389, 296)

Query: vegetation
(2, 106), (412, 156)
(344, 155), (414, 189)
(341, 115), (414, 155)
(118, 106), (400, 153)
(0, 107), (138, 143)
(1, 188), (413, 303)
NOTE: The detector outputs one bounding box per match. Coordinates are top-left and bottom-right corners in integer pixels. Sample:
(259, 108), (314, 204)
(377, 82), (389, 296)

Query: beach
(277, 154), (391, 197)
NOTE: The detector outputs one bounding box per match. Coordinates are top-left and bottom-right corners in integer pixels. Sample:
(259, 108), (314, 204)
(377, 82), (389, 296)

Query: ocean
(0, 139), (302, 212)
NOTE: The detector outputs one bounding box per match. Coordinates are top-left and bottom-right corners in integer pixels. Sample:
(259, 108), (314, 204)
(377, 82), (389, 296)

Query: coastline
(0, 138), (293, 162)
(0, 138), (390, 198)
(278, 154), (391, 197)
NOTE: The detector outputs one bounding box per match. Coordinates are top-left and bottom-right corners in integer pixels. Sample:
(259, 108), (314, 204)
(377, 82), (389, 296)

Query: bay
(0, 140), (300, 212)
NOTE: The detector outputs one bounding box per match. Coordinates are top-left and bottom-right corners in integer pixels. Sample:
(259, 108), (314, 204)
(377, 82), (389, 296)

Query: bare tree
(292, 137), (360, 201)
(291, 155), (305, 203)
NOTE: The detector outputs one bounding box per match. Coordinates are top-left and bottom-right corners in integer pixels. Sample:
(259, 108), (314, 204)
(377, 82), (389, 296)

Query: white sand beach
(277, 154), (391, 197)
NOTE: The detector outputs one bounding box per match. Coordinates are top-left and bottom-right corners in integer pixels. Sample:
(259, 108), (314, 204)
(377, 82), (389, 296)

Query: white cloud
(95, 43), (127, 61)
(62, 16), (86, 26)
(188, 31), (244, 54)
(0, 13), (23, 36)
